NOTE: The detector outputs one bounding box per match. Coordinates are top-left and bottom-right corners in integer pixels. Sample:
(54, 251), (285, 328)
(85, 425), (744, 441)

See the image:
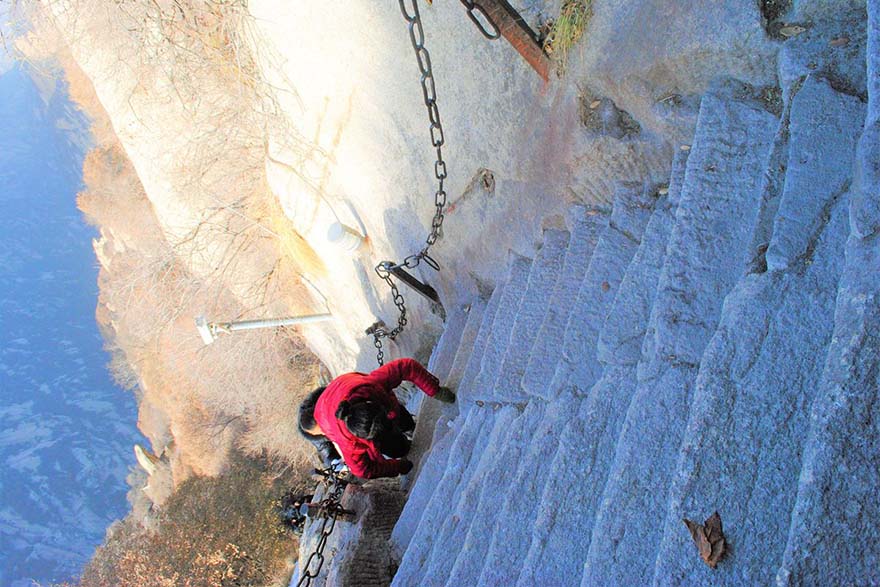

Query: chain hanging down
(370, 0), (450, 365)
(296, 467), (350, 587)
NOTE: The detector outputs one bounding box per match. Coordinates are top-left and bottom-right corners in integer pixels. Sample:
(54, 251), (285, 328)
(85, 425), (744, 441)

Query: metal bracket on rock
(461, 0), (551, 81)
(389, 265), (446, 320)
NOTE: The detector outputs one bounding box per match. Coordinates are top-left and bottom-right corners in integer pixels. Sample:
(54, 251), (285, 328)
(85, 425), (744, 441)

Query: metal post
(477, 0), (551, 81)
(195, 313), (333, 344)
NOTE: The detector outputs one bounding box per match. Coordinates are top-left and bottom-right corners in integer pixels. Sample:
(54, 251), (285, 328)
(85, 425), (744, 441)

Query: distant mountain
(0, 63), (144, 587)
(0, 13), (15, 78)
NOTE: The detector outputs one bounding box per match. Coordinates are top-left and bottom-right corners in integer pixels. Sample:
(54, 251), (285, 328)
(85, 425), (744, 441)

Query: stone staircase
(388, 2), (879, 586)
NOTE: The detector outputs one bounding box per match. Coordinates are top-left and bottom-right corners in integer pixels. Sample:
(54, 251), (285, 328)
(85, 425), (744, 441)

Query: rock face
(386, 2), (880, 586)
(654, 75), (863, 587)
(39, 0), (877, 583)
(240, 0), (783, 371)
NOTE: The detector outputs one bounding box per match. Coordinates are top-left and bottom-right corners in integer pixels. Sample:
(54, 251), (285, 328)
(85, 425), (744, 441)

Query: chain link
(458, 0), (501, 39)
(399, 0), (449, 258)
(296, 467), (350, 587)
(370, 262), (409, 366)
(371, 0), (451, 365)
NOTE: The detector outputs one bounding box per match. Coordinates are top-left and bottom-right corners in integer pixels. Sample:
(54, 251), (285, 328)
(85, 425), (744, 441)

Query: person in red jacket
(312, 357), (455, 479)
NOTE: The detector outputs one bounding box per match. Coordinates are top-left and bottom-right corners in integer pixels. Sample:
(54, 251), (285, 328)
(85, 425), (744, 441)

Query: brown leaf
(703, 512), (727, 568)
(683, 518), (712, 562)
(683, 512), (727, 569)
(709, 540), (725, 568)
(683, 518), (703, 543)
(704, 511), (724, 543)
(697, 529), (713, 562)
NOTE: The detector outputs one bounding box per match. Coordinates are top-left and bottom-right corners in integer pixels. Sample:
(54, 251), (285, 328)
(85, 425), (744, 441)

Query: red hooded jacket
(314, 358), (439, 479)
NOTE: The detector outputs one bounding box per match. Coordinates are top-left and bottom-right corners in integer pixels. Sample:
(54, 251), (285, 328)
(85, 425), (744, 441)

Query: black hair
(336, 400), (389, 440)
(298, 386), (326, 436)
(297, 386), (340, 466)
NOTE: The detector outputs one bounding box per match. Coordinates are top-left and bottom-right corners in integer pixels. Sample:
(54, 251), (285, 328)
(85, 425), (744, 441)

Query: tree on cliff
(77, 456), (305, 587)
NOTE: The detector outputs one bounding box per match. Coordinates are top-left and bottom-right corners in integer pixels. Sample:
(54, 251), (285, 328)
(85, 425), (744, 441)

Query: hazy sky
(0, 58), (144, 586)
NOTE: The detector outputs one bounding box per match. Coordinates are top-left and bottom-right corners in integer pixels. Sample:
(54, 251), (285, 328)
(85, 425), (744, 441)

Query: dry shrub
(92, 0), (326, 311)
(79, 456), (300, 587)
(81, 145), (321, 478)
(544, 0), (593, 75)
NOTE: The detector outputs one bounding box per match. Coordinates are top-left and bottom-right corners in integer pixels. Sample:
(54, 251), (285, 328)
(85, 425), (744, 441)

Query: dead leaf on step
(684, 519), (712, 561)
(779, 25), (807, 38)
(683, 512), (727, 569)
(829, 37), (850, 47)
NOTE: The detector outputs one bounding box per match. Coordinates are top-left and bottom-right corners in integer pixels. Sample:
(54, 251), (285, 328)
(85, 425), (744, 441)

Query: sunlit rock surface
(36, 0), (879, 585)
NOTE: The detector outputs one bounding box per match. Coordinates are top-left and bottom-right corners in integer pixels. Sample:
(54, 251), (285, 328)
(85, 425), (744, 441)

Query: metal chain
(398, 0), (449, 263)
(369, 0), (501, 365)
(370, 262), (409, 366)
(458, 0), (501, 39)
(370, 0), (450, 365)
(296, 468), (349, 587)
